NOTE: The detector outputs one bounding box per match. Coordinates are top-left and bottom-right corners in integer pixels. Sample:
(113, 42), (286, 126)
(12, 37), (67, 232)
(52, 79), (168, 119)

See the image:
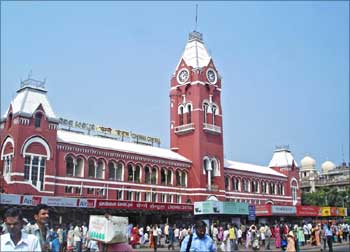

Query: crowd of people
(1, 205), (349, 252)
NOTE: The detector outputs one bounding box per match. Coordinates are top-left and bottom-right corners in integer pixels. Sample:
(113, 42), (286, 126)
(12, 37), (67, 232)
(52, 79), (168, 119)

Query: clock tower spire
(170, 31), (225, 201)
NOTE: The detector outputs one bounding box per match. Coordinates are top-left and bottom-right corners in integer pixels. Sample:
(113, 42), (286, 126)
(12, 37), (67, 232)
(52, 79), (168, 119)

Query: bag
(281, 239), (287, 247)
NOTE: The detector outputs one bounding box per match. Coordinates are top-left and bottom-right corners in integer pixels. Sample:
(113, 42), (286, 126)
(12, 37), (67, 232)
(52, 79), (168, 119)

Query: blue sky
(1, 1), (349, 169)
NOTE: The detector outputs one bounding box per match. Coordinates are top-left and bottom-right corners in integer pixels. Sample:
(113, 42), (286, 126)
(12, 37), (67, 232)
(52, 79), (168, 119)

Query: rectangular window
(175, 195), (180, 203)
(96, 188), (105, 196)
(116, 190), (123, 200)
(65, 186), (73, 193)
(75, 187), (81, 194)
(152, 192), (157, 202)
(87, 188), (94, 194)
(127, 191), (133, 201)
(167, 194), (172, 203)
(145, 192), (151, 202)
(161, 194), (166, 203)
(135, 192), (141, 201)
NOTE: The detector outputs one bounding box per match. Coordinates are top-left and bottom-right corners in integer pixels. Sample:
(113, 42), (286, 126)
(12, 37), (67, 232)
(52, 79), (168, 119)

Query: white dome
(321, 160), (336, 173)
(300, 155), (316, 170)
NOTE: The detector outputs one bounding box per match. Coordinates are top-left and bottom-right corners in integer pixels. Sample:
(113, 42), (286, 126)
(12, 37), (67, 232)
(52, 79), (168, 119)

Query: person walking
(1, 207), (41, 251)
(152, 224), (158, 252)
(265, 224), (272, 250)
(325, 223), (333, 252)
(27, 203), (51, 251)
(286, 231), (296, 252)
(168, 224), (175, 250)
(180, 220), (216, 252)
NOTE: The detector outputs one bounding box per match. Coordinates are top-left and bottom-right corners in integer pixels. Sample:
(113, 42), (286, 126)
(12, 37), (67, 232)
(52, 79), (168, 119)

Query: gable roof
(224, 159), (286, 177)
(57, 130), (191, 164)
(3, 85), (57, 121)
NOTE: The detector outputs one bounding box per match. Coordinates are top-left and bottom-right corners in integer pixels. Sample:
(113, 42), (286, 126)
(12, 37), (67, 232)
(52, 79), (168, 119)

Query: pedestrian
(168, 224), (175, 250)
(180, 220), (216, 252)
(265, 224), (272, 250)
(286, 231), (295, 252)
(27, 203), (51, 251)
(73, 224), (82, 252)
(250, 225), (259, 252)
(151, 224), (158, 252)
(275, 223), (281, 248)
(51, 231), (61, 252)
(1, 207), (41, 251)
(228, 224), (237, 252)
(325, 223), (333, 252)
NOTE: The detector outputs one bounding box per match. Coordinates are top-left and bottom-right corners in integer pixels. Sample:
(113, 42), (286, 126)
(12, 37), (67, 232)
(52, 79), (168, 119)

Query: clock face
(206, 69), (217, 84)
(177, 69), (189, 83)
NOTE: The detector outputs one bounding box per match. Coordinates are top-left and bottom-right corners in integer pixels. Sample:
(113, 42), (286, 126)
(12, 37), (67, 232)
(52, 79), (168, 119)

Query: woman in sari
(275, 224), (281, 248)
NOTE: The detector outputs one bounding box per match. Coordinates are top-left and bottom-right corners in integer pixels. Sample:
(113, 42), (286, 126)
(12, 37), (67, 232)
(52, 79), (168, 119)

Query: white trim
(1, 136), (14, 159)
(22, 136), (51, 160)
(5, 180), (54, 194)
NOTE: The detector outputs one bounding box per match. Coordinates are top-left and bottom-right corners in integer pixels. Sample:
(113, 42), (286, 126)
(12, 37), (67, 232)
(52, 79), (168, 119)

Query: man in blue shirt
(180, 220), (216, 252)
(325, 223), (333, 252)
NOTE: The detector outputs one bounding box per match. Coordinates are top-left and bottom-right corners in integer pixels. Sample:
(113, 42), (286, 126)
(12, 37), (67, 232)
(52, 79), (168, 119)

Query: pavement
(133, 239), (350, 252)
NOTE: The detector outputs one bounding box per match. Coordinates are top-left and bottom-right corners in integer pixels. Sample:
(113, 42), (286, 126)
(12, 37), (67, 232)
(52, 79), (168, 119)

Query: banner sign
(96, 200), (193, 212)
(21, 195), (42, 206)
(337, 208), (346, 216)
(0, 193), (21, 205)
(194, 201), (248, 215)
(248, 205), (256, 220)
(320, 207), (331, 216)
(255, 205), (272, 216)
(296, 205), (320, 216)
(271, 205), (296, 215)
(41, 197), (78, 207)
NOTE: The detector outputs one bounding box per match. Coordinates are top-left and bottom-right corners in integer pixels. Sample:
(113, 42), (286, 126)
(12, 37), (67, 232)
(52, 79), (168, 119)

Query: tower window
(34, 113), (42, 128)
(203, 103), (209, 123)
(179, 106), (184, 125)
(212, 105), (217, 125)
(187, 104), (192, 124)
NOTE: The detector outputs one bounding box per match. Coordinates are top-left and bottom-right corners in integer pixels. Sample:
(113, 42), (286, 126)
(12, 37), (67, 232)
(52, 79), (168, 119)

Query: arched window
(151, 167), (157, 184)
(269, 182), (275, 194)
(225, 177), (230, 190)
(176, 170), (181, 186)
(243, 179), (248, 192)
(179, 106), (184, 125)
(88, 159), (95, 178)
(187, 104), (192, 124)
(203, 102), (209, 123)
(108, 162), (116, 180)
(181, 171), (186, 186)
(161, 168), (167, 185)
(135, 164), (141, 183)
(66, 156), (74, 176)
(127, 163), (134, 182)
(34, 113), (42, 128)
(96, 160), (104, 179)
(261, 181), (267, 193)
(116, 162), (123, 181)
(212, 105), (217, 125)
(167, 170), (172, 185)
(145, 166), (151, 184)
(291, 179), (298, 205)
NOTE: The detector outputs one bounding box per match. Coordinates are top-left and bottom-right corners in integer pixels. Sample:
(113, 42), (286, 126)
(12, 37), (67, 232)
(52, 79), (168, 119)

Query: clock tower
(170, 31), (225, 201)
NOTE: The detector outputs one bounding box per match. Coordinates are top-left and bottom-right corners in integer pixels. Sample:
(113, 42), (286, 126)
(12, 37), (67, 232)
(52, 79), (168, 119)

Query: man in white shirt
(1, 207), (41, 251)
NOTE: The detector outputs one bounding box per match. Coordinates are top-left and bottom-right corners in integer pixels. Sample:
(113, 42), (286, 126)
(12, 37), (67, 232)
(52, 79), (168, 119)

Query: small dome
(321, 160), (336, 173)
(300, 155), (316, 170)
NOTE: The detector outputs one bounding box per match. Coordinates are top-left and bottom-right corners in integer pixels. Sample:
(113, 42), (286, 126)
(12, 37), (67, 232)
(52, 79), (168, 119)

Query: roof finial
(195, 4), (198, 31)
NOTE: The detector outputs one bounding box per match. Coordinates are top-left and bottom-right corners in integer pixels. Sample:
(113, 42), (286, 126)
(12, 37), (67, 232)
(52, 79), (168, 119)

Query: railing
(203, 123), (221, 134)
(174, 123), (195, 135)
